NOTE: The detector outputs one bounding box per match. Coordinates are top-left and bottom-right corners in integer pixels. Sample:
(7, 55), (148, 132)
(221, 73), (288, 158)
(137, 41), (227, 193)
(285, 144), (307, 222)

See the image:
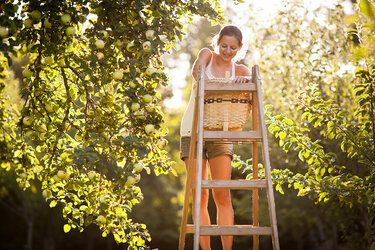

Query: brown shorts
(180, 136), (233, 160)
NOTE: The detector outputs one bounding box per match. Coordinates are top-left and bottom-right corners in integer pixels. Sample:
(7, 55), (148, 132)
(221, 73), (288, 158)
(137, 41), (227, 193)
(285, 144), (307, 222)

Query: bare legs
(209, 155), (234, 250)
(184, 154), (233, 250)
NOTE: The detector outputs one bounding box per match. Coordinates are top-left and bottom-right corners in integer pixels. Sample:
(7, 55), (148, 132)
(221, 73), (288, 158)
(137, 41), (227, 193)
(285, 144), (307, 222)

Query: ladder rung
(205, 82), (256, 93)
(186, 225), (272, 236)
(198, 179), (267, 189)
(203, 131), (262, 141)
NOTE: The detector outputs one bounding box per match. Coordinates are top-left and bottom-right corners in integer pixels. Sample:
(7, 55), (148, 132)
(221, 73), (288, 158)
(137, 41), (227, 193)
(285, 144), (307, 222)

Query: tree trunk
(25, 219), (33, 250)
(314, 206), (330, 250)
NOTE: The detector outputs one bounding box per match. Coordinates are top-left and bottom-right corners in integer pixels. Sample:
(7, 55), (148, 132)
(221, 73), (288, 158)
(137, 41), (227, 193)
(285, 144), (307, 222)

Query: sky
(163, 0), (354, 109)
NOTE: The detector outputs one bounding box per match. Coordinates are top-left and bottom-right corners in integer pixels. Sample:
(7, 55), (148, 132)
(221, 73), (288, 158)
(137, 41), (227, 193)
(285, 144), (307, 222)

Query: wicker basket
(203, 79), (252, 130)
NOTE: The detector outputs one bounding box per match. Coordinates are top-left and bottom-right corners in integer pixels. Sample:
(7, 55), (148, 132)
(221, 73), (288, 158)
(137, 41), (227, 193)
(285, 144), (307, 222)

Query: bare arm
(191, 48), (212, 80)
(234, 64), (252, 83)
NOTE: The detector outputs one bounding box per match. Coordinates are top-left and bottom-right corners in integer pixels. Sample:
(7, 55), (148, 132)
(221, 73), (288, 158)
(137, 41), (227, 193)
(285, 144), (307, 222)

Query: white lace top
(180, 56), (235, 137)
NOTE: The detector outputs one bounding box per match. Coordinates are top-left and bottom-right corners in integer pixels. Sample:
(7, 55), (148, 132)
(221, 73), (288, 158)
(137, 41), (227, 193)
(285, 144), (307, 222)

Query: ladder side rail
(178, 67), (203, 250)
(251, 66), (260, 250)
(254, 65), (280, 250)
(193, 65), (206, 250)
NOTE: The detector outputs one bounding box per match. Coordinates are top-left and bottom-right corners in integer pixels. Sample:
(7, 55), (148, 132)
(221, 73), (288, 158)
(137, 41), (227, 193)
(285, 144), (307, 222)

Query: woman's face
(217, 35), (242, 62)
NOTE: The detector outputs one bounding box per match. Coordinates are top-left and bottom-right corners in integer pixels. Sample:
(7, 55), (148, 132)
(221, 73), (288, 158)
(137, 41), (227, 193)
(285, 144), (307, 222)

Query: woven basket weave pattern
(203, 79), (252, 130)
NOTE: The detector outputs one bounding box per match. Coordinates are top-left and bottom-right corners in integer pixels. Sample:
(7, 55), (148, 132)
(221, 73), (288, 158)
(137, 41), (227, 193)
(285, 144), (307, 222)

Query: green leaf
(359, 0), (375, 17)
(327, 121), (334, 129)
(297, 188), (308, 196)
(328, 132), (335, 139)
(318, 192), (328, 202)
(308, 157), (314, 165)
(298, 150), (304, 161)
(63, 224), (71, 233)
(301, 112), (309, 120)
(49, 200), (57, 208)
(320, 167), (325, 176)
(303, 150), (310, 158)
(283, 118), (294, 125)
(279, 131), (286, 140)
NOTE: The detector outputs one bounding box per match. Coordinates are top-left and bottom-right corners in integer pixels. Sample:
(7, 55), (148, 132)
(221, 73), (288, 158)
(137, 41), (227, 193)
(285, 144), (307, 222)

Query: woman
(180, 25), (251, 250)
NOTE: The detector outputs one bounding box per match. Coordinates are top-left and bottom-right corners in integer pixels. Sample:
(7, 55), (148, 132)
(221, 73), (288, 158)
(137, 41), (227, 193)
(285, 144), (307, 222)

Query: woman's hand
(234, 76), (251, 83)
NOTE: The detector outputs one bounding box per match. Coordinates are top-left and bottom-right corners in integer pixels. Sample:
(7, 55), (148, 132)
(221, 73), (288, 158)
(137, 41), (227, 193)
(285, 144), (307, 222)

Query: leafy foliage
(243, 0), (375, 247)
(231, 0), (375, 248)
(0, 0), (223, 248)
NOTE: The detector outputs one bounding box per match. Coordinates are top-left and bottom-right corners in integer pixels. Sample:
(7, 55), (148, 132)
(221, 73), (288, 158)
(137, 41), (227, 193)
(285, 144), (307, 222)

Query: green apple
(58, 58), (66, 67)
(63, 172), (70, 180)
(45, 104), (54, 113)
(114, 39), (123, 48)
(133, 163), (143, 172)
(57, 170), (66, 179)
(129, 81), (137, 88)
(42, 189), (52, 199)
(88, 171), (96, 180)
(145, 29), (155, 40)
(0, 26), (8, 37)
(95, 39), (105, 49)
(30, 10), (42, 21)
(157, 138), (167, 148)
(126, 41), (136, 52)
(146, 67), (156, 76)
(134, 174), (141, 183)
(43, 56), (54, 65)
(142, 94), (152, 103)
(53, 174), (61, 182)
(101, 30), (108, 37)
(61, 13), (71, 25)
(96, 52), (104, 60)
(44, 18), (52, 28)
(24, 18), (33, 28)
(20, 173), (27, 179)
(23, 116), (33, 126)
(145, 124), (155, 135)
(131, 102), (140, 111)
(113, 70), (123, 80)
(96, 215), (106, 224)
(125, 176), (136, 186)
(22, 69), (32, 78)
(74, 133), (82, 141)
(142, 41), (151, 53)
(66, 26), (75, 36)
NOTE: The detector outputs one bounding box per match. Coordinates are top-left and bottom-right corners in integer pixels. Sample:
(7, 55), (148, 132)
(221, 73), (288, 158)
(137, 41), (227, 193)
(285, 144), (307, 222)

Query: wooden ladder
(178, 65), (280, 250)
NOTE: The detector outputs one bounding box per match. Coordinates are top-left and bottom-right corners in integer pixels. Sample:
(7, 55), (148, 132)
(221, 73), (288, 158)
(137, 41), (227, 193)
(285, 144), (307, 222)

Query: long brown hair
(217, 25), (243, 46)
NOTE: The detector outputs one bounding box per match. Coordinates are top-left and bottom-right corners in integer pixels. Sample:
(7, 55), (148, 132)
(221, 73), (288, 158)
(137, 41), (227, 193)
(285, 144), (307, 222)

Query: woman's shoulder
(235, 63), (251, 76)
(197, 48), (213, 60)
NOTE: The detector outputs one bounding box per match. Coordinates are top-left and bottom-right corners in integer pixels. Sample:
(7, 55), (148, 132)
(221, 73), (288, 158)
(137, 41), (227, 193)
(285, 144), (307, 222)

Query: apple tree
(0, 0), (223, 247)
